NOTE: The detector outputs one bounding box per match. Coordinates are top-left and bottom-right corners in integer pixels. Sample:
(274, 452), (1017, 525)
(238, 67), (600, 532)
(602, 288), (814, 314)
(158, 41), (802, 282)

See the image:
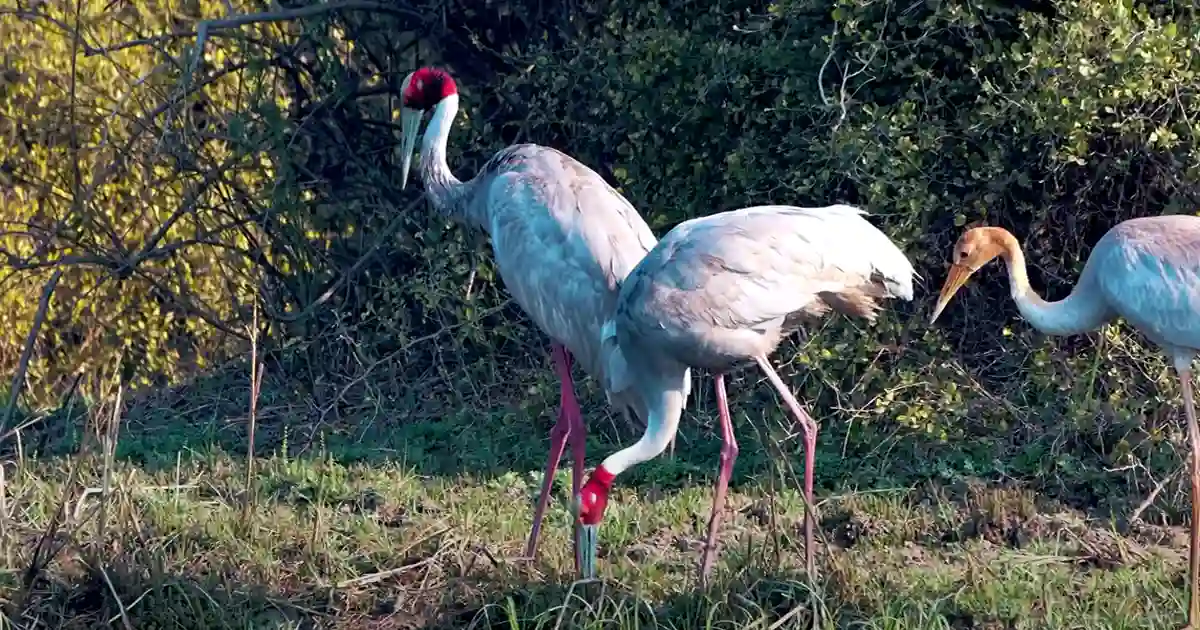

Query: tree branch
(1, 270), (63, 440)
(86, 0), (426, 57)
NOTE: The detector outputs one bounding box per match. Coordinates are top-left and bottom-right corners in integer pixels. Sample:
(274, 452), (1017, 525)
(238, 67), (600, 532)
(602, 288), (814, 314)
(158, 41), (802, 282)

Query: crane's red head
(397, 68), (458, 189)
(577, 466), (614, 526)
(575, 466), (615, 579)
(930, 226), (1019, 324)
(400, 67), (457, 111)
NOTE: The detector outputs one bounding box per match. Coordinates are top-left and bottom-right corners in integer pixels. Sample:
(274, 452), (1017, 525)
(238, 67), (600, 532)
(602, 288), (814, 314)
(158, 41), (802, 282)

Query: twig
(335, 556), (436, 588)
(1, 269), (64, 441)
(73, 484), (199, 521)
(267, 198), (422, 323)
(98, 565), (134, 630)
(23, 450), (82, 591)
(0, 463), (8, 568)
(1129, 468), (1179, 524)
(89, 0), (425, 56)
(243, 301), (263, 525)
(816, 21), (838, 107)
(97, 380), (124, 544)
(767, 601), (806, 630)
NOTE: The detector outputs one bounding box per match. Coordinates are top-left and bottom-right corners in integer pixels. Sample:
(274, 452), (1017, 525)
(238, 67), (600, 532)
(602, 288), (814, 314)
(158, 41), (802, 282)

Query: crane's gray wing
(1096, 216), (1200, 352)
(644, 205), (914, 332)
(481, 145), (658, 382)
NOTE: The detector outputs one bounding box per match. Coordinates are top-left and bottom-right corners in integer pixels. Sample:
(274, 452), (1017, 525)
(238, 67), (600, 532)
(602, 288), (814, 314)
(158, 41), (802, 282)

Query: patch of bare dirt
(943, 610), (1017, 630)
(1072, 525), (1147, 570)
(823, 508), (888, 549)
(955, 510), (1041, 549)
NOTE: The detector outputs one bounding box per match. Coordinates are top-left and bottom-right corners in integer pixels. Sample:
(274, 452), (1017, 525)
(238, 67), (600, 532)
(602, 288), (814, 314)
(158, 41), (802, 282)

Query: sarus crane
(573, 204), (915, 582)
(928, 216), (1200, 630)
(395, 67), (690, 573)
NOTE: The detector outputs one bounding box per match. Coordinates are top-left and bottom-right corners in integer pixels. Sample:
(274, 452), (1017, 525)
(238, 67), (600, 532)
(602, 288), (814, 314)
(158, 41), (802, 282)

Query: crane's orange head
(930, 226), (1015, 324)
(397, 68), (458, 189)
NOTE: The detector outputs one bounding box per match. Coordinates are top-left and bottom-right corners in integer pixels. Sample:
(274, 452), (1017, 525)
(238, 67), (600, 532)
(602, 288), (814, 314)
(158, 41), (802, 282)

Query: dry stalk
(335, 525), (452, 588)
(97, 381), (124, 545)
(335, 557), (436, 589)
(98, 564), (134, 630)
(0, 463), (7, 570)
(242, 301), (263, 526)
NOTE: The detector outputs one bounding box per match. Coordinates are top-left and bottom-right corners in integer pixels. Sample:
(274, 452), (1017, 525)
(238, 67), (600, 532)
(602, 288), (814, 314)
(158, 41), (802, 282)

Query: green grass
(0, 361), (1193, 629)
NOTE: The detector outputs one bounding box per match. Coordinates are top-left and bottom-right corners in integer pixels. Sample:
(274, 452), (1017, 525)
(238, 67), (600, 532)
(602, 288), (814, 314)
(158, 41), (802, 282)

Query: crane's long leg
(699, 373), (738, 584)
(1175, 360), (1200, 630)
(754, 354), (819, 578)
(523, 343), (577, 560)
(560, 350), (589, 576)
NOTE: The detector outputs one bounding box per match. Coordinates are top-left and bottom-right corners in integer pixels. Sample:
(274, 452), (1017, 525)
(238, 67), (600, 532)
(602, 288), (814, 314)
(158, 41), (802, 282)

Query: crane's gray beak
(577, 523), (598, 580)
(573, 493), (599, 580)
(398, 106), (422, 189)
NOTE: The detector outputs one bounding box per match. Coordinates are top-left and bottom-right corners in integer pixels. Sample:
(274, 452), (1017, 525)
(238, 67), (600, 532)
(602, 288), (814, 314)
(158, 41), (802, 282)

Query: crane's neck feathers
(994, 229), (1112, 336)
(419, 94), (484, 229)
(993, 229), (1032, 299)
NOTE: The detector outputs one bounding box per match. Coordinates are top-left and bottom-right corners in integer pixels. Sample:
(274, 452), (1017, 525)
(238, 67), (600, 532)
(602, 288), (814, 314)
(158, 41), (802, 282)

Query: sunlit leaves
(0, 0), (286, 400)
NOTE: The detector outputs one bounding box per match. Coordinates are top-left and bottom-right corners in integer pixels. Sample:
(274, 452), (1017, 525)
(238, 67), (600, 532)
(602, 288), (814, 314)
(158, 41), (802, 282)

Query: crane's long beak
(398, 106), (422, 189)
(577, 523), (598, 580)
(929, 264), (975, 324)
(573, 494), (599, 580)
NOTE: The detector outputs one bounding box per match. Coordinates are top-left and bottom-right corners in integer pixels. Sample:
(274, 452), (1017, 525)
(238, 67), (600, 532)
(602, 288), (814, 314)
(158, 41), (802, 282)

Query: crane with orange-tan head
(929, 215), (1200, 630)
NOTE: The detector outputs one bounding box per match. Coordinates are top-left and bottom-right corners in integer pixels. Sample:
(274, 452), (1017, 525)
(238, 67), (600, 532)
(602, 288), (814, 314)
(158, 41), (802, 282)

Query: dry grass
(0, 358), (1193, 630)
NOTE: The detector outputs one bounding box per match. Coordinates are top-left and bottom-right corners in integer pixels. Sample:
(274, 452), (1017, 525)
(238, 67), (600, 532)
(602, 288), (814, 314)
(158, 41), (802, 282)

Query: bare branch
(86, 0), (426, 57)
(817, 21), (838, 107)
(266, 197), (421, 323)
(1, 270), (63, 440)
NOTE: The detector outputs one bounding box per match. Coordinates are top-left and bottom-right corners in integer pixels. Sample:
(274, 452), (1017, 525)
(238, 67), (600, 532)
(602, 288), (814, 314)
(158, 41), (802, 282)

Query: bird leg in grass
(1175, 358), (1200, 630)
(562, 354), (588, 574)
(699, 373), (738, 584)
(524, 343), (584, 565)
(754, 354), (819, 578)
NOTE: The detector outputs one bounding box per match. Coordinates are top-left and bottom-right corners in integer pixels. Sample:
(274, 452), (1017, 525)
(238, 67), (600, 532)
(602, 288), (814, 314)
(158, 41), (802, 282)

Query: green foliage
(3, 0), (1200, 524)
(488, 0), (1200, 503)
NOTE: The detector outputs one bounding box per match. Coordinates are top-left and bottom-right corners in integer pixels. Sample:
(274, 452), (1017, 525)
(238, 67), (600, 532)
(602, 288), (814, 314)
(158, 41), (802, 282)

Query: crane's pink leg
(523, 343), (580, 561)
(754, 355), (819, 578)
(559, 348), (588, 575)
(1176, 363), (1200, 630)
(699, 373), (737, 584)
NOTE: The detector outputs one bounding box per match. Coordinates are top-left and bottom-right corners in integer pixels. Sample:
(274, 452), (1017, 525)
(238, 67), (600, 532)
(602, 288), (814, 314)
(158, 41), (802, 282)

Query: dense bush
(2, 0), (1199, 513)
(500, 0), (1199, 459)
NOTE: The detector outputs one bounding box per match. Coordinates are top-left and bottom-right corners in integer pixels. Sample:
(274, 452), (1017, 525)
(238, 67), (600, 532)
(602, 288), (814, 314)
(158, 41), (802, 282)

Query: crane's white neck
(598, 373), (689, 477)
(419, 94), (473, 223)
(1002, 245), (1112, 336)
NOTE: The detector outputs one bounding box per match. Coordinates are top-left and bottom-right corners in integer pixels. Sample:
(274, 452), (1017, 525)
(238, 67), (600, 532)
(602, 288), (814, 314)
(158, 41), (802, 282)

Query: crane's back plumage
(445, 143), (670, 419)
(1089, 215), (1200, 354)
(607, 205), (915, 384)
